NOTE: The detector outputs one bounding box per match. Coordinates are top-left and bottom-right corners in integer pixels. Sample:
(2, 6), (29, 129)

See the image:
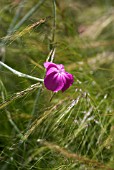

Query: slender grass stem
(1, 88), (23, 138)
(38, 140), (113, 170)
(27, 85), (43, 127)
(30, 0), (57, 118)
(1, 0), (46, 46)
(0, 0), (27, 64)
(0, 0), (46, 65)
(12, 0), (46, 33)
(6, 110), (23, 138)
(31, 85), (42, 116)
(0, 61), (44, 82)
(0, 83), (41, 110)
(52, 0), (56, 44)
(49, 0), (56, 62)
(8, 0), (27, 34)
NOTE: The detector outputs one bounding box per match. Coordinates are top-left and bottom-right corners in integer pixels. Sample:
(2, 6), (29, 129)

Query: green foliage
(0, 0), (114, 169)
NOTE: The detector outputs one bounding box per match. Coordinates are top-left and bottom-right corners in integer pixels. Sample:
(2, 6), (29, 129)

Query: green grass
(0, 0), (114, 169)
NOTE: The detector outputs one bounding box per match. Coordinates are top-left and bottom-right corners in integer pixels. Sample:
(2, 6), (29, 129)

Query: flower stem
(0, 61), (44, 82)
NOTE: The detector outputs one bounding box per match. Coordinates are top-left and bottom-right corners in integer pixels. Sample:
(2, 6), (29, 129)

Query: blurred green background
(0, 0), (114, 169)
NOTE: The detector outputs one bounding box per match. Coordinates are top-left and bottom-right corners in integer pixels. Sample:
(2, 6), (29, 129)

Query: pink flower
(44, 62), (74, 92)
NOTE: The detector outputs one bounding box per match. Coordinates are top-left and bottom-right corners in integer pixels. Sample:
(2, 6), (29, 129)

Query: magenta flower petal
(44, 62), (53, 68)
(44, 72), (64, 92)
(66, 72), (74, 84)
(46, 67), (58, 76)
(56, 64), (64, 70)
(44, 62), (57, 70)
(44, 62), (74, 92)
(62, 73), (74, 92)
(44, 62), (65, 71)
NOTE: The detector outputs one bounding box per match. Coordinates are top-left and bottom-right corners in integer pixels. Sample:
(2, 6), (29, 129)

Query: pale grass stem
(0, 83), (41, 110)
(38, 140), (113, 170)
(0, 61), (44, 82)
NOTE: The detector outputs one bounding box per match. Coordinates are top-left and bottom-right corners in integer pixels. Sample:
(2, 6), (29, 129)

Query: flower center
(58, 68), (65, 74)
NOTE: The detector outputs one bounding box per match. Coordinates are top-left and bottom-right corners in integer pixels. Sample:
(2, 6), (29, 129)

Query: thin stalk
(0, 0), (27, 63)
(0, 83), (41, 110)
(1, 89), (23, 138)
(2, 0), (46, 46)
(0, 0), (46, 65)
(6, 110), (23, 138)
(30, 0), (57, 118)
(8, 0), (27, 34)
(0, 61), (44, 82)
(12, 0), (46, 33)
(49, 0), (56, 62)
(52, 0), (56, 44)
(31, 86), (42, 116)
(27, 85), (42, 127)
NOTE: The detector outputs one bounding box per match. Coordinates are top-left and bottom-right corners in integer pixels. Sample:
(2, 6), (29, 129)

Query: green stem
(8, 0), (27, 34)
(0, 0), (46, 65)
(12, 0), (46, 33)
(49, 0), (56, 62)
(30, 0), (56, 119)
(0, 0), (26, 64)
(52, 0), (56, 43)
